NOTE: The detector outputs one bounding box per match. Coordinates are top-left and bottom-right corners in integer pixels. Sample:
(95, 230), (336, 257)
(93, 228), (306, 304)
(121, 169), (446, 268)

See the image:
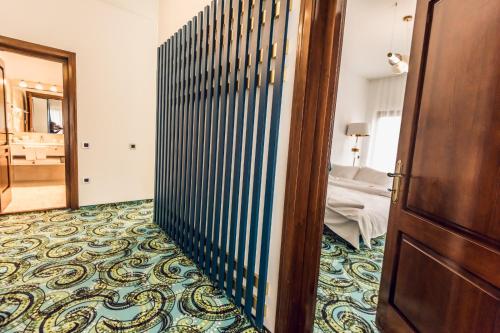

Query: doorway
(0, 36), (78, 213)
(275, 0), (499, 332)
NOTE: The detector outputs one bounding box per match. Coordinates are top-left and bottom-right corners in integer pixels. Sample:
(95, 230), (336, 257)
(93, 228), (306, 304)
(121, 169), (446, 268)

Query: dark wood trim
(0, 35), (79, 210)
(274, 0), (346, 332)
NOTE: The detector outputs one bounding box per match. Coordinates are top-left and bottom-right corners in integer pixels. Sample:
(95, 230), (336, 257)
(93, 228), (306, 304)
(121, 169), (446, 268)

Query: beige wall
(0, 0), (159, 206)
(158, 0), (211, 43)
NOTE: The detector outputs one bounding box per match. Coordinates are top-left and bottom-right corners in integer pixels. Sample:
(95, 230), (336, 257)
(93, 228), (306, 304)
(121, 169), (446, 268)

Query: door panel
(377, 0), (500, 332)
(406, 0), (500, 241)
(393, 237), (498, 332)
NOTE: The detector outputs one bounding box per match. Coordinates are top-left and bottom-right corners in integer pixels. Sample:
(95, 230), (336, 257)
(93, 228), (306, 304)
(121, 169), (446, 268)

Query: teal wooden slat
(194, 6), (210, 265)
(183, 20), (196, 255)
(257, 0), (290, 326)
(166, 38), (174, 233)
(218, 0), (243, 290)
(173, 31), (182, 241)
(200, 1), (217, 270)
(226, 0), (251, 297)
(235, 0), (264, 307)
(153, 45), (162, 225)
(205, 0), (224, 277)
(211, 0), (232, 282)
(245, 0), (276, 315)
(189, 13), (203, 259)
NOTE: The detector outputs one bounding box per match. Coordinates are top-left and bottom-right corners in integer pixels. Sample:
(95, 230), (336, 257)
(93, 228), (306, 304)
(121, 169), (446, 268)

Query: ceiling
(341, 0), (417, 79)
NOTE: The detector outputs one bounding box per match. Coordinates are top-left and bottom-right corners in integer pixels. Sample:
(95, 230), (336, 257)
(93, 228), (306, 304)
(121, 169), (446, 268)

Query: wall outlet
(82, 142), (90, 149)
(83, 177), (91, 184)
(129, 144), (136, 150)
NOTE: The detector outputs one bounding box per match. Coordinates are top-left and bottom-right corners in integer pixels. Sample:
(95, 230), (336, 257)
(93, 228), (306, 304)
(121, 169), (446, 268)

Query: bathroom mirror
(26, 92), (63, 134)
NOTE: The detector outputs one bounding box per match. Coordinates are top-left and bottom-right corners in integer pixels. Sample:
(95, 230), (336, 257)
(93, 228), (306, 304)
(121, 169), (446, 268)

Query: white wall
(0, 0), (159, 206)
(330, 67), (369, 166)
(158, 0), (211, 44)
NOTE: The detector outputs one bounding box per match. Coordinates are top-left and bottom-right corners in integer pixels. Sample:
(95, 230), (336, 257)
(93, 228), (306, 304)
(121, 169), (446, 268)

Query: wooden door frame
(0, 35), (79, 210)
(274, 0), (346, 331)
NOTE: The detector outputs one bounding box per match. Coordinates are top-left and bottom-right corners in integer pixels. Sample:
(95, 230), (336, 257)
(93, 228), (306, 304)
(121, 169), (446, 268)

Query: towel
(327, 196), (364, 209)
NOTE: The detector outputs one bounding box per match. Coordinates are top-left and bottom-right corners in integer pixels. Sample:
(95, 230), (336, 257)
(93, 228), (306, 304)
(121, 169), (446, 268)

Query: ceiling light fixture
(387, 2), (410, 74)
(50, 85), (58, 93)
(35, 82), (43, 90)
(19, 80), (28, 88)
(387, 52), (408, 74)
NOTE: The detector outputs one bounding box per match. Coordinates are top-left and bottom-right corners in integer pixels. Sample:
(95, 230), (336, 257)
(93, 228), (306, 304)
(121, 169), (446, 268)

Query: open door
(377, 0), (499, 332)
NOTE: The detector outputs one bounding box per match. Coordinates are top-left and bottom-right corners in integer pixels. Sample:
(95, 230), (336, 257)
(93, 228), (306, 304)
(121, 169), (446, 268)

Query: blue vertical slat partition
(154, 0), (290, 329)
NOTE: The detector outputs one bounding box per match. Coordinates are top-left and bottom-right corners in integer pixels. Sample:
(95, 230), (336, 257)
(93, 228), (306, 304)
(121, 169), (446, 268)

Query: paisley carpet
(0, 200), (256, 332)
(314, 228), (385, 333)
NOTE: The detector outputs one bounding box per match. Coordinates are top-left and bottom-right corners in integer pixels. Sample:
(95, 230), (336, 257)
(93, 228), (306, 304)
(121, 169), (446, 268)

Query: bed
(324, 164), (392, 249)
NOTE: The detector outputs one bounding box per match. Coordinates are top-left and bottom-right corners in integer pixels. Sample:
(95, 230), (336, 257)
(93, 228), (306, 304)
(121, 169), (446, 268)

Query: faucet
(40, 135), (44, 143)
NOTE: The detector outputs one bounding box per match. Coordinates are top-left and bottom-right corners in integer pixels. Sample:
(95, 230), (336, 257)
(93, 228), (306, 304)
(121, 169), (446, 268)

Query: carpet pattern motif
(314, 229), (385, 333)
(0, 200), (256, 332)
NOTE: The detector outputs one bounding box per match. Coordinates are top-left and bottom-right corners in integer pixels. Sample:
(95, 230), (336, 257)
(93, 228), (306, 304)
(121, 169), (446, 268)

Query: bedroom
(315, 0), (416, 331)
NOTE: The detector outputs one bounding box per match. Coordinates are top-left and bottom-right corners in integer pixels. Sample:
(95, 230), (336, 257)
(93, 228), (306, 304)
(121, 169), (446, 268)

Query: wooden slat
(161, 41), (171, 228)
(173, 31), (182, 241)
(226, 0), (252, 297)
(244, 0), (275, 315)
(183, 20), (196, 255)
(256, 0), (291, 326)
(219, 0), (244, 292)
(190, 13), (203, 260)
(153, 45), (162, 226)
(179, 24), (190, 249)
(211, 0), (232, 282)
(195, 6), (211, 266)
(200, 1), (217, 271)
(235, 0), (264, 307)
(205, 0), (224, 277)
(166, 38), (175, 234)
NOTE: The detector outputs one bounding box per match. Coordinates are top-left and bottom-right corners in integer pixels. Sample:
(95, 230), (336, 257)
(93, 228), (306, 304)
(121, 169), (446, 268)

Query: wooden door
(376, 0), (500, 332)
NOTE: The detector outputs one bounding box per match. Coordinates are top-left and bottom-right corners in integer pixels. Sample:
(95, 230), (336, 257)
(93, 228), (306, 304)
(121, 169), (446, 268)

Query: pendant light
(387, 2), (409, 74)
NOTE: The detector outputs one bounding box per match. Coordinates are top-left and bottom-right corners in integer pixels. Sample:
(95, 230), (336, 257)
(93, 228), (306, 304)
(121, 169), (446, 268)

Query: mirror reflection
(27, 92), (63, 134)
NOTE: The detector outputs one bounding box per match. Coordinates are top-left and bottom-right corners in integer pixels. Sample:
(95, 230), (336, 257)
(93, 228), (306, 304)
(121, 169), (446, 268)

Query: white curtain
(365, 75), (407, 171)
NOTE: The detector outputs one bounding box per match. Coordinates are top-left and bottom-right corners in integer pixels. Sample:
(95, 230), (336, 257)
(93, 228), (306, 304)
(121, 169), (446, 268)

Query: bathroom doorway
(0, 36), (78, 213)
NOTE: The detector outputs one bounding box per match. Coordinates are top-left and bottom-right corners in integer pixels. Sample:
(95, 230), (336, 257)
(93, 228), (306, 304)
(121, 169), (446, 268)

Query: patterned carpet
(314, 229), (385, 333)
(0, 200), (256, 333)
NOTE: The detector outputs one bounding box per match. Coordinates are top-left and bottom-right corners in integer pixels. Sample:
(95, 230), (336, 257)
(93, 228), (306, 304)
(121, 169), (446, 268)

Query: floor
(3, 181), (66, 213)
(314, 228), (384, 333)
(0, 200), (256, 332)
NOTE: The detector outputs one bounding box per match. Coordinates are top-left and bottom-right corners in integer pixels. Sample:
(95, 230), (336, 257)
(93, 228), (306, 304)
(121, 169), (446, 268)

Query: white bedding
(324, 176), (391, 249)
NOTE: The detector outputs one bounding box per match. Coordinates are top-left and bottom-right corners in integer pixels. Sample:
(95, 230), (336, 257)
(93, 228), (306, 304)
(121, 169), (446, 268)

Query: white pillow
(354, 167), (391, 187)
(331, 164), (360, 179)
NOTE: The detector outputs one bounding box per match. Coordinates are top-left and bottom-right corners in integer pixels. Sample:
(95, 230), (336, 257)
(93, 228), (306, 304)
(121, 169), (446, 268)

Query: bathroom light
(35, 82), (43, 90)
(19, 80), (28, 88)
(50, 85), (58, 93)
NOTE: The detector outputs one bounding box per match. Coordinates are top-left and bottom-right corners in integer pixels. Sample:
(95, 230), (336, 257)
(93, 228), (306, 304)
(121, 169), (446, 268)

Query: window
(369, 110), (401, 172)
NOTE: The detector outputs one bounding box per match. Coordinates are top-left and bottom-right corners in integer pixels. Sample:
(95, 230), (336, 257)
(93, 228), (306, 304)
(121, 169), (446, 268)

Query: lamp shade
(346, 122), (370, 136)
